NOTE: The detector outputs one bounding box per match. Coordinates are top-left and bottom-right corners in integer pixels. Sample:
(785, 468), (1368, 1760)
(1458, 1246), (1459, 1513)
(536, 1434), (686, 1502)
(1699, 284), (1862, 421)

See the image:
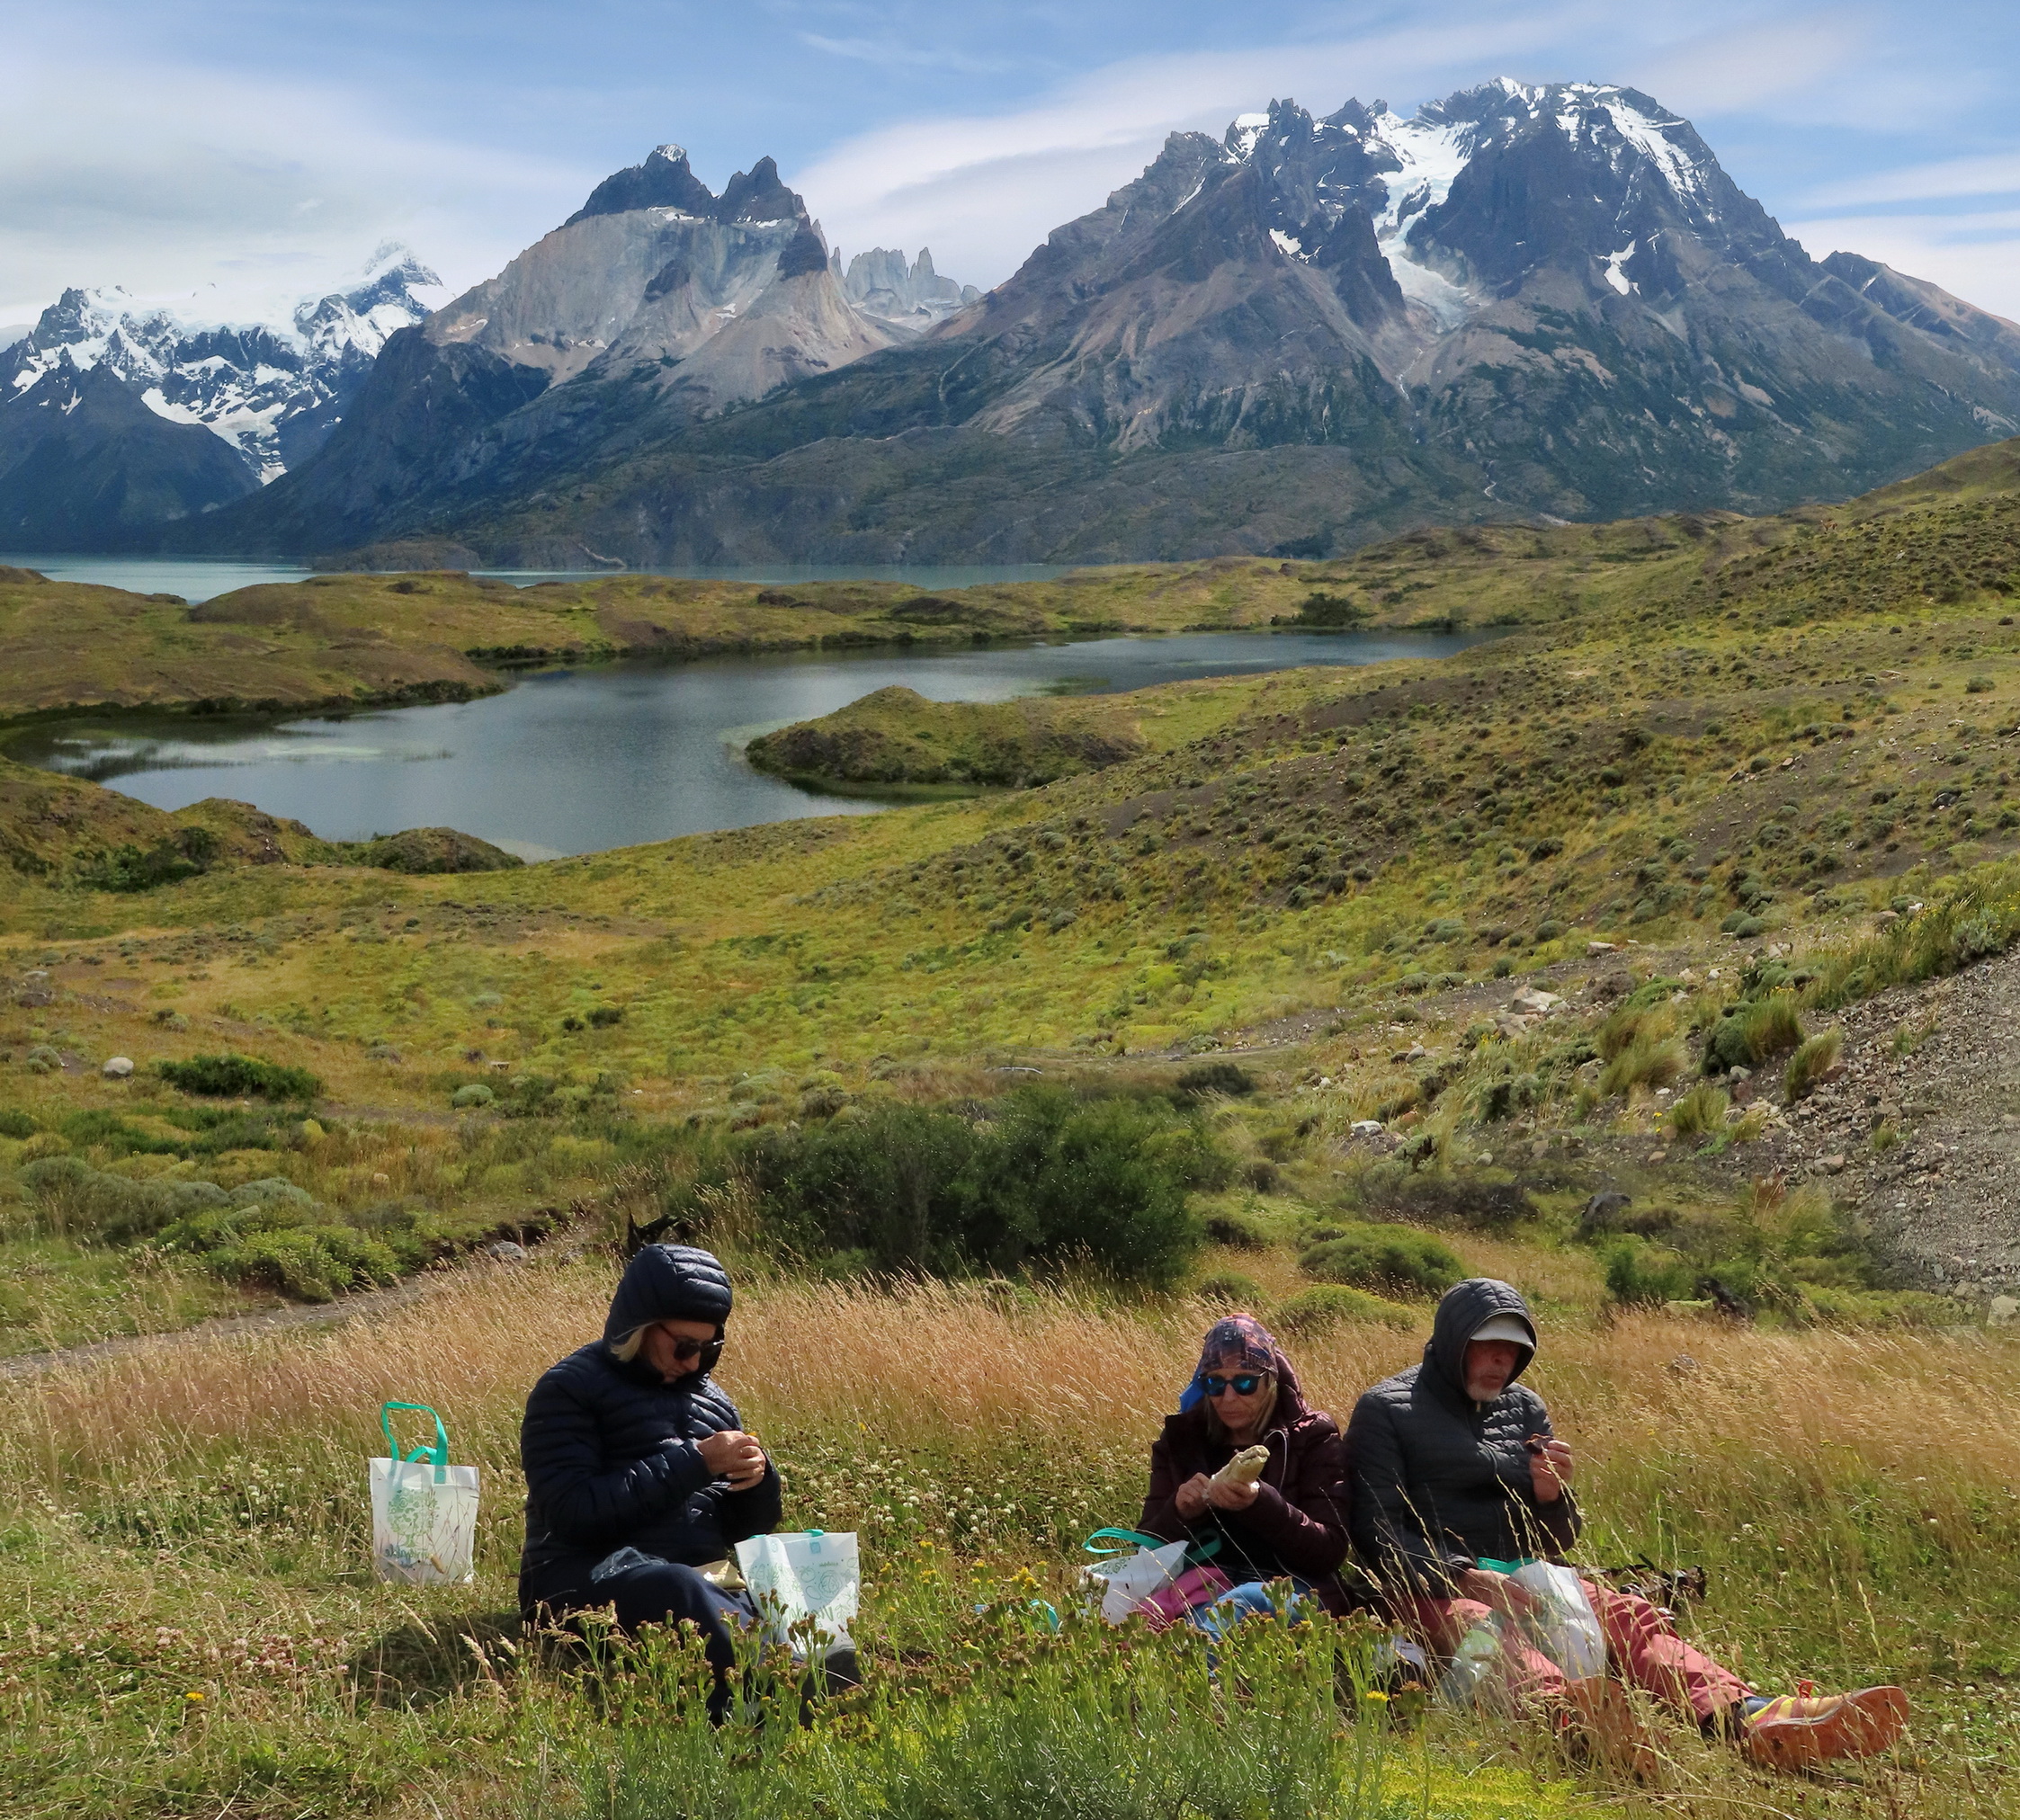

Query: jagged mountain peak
(2, 254), (439, 487)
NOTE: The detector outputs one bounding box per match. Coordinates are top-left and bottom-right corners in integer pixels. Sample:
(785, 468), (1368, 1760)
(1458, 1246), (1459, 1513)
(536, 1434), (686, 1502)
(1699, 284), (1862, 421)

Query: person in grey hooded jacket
(518, 1244), (781, 1699)
(1347, 1279), (1908, 1771)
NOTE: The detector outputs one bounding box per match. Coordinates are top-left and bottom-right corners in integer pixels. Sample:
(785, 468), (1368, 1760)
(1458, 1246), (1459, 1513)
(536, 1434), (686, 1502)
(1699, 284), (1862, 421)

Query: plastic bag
(1138, 1564), (1233, 1633)
(369, 1401), (480, 1586)
(1507, 1561), (1607, 1681)
(1083, 1536), (1190, 1626)
(735, 1530), (861, 1651)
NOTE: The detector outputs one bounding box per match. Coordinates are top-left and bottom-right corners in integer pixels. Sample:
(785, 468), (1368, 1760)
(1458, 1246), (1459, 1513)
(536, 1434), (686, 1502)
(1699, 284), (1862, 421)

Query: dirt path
(0, 1268), (467, 1379)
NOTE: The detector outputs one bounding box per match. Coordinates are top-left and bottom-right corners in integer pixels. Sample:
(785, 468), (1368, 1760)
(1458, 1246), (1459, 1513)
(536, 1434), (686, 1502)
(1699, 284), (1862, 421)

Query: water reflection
(13, 630), (1491, 858)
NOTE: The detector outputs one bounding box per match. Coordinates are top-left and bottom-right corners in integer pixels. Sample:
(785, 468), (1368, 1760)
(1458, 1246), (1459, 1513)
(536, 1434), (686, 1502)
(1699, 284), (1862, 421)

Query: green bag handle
(381, 1401), (451, 1479)
(1082, 1526), (1221, 1567)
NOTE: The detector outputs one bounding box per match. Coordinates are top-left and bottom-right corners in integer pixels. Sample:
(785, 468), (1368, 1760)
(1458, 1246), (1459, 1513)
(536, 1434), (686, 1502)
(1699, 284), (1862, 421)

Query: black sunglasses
(661, 1333), (720, 1364)
(1202, 1372), (1266, 1397)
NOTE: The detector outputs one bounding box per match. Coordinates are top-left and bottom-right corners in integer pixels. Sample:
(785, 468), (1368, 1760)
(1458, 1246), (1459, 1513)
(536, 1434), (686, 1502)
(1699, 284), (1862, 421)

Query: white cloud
(790, 13), (1587, 287)
(0, 49), (589, 326)
(1801, 152), (2020, 210)
(1622, 12), (1874, 116)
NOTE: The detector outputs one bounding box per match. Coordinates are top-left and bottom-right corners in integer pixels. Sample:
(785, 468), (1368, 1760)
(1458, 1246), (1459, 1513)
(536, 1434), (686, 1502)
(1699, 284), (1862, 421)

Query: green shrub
(74, 826), (219, 892)
(672, 1087), (1226, 1288)
(20, 1155), (231, 1242)
(1783, 1029), (1843, 1098)
(1274, 1283), (1417, 1334)
(1597, 1001), (1672, 1061)
(1195, 1271), (1265, 1307)
(1667, 1083), (1730, 1138)
(0, 1108), (37, 1139)
(1297, 1221), (1463, 1296)
(1601, 1236), (1698, 1307)
(1174, 1061), (1256, 1099)
(158, 1200), (399, 1301)
(1202, 1208), (1269, 1250)
(451, 1084), (496, 1110)
(156, 1053), (322, 1102)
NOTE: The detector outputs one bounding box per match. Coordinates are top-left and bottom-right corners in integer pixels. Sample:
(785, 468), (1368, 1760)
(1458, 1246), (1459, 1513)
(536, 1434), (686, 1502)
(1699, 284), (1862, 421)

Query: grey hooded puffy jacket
(1345, 1277), (1580, 1596)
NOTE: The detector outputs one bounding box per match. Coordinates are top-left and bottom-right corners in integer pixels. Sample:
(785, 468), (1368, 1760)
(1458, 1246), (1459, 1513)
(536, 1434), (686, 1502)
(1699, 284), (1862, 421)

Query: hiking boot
(1738, 1683), (1908, 1770)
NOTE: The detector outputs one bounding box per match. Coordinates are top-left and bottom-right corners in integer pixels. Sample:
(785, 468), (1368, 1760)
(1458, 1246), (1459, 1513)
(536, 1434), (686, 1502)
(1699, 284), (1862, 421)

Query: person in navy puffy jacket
(518, 1244), (781, 1695)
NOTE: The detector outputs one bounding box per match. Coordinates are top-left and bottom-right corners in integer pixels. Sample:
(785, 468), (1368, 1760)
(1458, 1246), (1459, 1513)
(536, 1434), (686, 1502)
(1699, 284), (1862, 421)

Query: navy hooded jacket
(1345, 1278), (1580, 1598)
(517, 1245), (782, 1610)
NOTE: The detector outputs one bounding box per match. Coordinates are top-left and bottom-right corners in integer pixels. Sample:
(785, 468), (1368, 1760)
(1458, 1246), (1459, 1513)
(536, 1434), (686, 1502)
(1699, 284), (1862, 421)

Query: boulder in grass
(102, 1056), (134, 1078)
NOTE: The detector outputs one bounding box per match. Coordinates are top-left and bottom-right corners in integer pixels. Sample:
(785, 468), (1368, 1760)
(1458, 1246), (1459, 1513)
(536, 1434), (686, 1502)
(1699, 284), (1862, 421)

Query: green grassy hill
(4, 441), (2020, 1818)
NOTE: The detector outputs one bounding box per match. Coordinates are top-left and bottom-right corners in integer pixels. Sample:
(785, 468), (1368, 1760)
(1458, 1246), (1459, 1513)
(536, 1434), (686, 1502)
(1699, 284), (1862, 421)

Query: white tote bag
(369, 1401), (480, 1586)
(735, 1530), (861, 1651)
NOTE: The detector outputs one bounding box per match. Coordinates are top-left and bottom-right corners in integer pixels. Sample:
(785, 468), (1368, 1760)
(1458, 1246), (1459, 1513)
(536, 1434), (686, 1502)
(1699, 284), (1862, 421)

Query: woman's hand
(1204, 1476), (1261, 1512)
(1528, 1436), (1573, 1503)
(698, 1429), (767, 1489)
(1174, 1473), (1212, 1520)
(1453, 1567), (1535, 1619)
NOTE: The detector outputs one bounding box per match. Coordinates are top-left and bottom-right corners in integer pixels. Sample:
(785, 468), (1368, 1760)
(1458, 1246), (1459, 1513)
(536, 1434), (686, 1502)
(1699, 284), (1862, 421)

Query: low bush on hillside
(1296, 1220), (1463, 1297)
(1783, 1029), (1844, 1098)
(1594, 1181), (1931, 1325)
(1666, 1082), (1730, 1138)
(666, 1087), (1228, 1287)
(1273, 1282), (1418, 1334)
(73, 826), (219, 892)
(156, 1052), (322, 1102)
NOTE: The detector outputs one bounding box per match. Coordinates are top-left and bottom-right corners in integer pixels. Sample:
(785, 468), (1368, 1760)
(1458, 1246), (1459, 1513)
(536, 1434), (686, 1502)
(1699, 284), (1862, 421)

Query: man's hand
(1453, 1567), (1535, 1619)
(1174, 1473), (1212, 1520)
(1528, 1435), (1573, 1504)
(1205, 1475), (1261, 1512)
(697, 1429), (767, 1490)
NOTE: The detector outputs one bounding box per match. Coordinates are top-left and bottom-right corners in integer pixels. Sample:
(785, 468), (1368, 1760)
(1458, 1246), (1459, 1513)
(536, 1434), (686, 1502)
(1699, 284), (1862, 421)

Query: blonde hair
(608, 1325), (649, 1363)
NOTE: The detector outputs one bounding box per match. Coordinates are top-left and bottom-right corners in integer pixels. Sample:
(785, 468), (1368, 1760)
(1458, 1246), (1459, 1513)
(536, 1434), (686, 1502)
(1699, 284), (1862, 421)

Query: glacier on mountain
(0, 245), (442, 483)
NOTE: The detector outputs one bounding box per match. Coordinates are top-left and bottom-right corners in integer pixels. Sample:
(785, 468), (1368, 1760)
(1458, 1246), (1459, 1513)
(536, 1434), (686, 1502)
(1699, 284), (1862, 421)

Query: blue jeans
(1186, 1576), (1315, 1639)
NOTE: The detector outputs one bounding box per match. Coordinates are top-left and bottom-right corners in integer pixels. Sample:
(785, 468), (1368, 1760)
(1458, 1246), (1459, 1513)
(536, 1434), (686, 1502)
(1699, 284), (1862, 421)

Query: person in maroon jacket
(1138, 1313), (1353, 1632)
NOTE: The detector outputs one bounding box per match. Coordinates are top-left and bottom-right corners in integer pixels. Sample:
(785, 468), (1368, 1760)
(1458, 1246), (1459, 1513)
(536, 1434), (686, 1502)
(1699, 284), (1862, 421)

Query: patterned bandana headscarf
(1179, 1313), (1285, 1413)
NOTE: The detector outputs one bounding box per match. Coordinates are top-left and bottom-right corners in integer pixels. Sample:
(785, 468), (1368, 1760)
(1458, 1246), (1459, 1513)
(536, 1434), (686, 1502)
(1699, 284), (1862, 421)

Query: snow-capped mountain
(142, 85), (2020, 562)
(832, 246), (979, 331)
(1, 246), (442, 485)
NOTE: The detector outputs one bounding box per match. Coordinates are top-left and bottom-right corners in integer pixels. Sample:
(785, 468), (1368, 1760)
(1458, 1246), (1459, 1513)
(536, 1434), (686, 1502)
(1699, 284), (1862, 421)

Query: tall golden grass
(8, 1256), (2017, 1517)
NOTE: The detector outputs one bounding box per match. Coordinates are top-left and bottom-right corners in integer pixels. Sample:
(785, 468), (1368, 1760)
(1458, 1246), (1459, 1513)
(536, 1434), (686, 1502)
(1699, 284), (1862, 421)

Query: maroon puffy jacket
(1137, 1361), (1354, 1615)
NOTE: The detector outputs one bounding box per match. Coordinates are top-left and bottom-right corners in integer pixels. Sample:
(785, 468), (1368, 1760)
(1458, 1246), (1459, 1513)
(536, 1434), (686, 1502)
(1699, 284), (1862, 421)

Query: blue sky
(4, 0), (2018, 328)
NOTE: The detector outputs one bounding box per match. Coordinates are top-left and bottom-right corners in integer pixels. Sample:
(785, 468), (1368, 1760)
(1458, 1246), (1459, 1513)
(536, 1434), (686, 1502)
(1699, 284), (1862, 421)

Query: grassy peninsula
(4, 440), (2020, 1817)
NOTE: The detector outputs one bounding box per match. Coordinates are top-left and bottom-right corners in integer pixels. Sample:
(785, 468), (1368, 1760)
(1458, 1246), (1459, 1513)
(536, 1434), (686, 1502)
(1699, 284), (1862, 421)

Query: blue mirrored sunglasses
(1201, 1372), (1265, 1397)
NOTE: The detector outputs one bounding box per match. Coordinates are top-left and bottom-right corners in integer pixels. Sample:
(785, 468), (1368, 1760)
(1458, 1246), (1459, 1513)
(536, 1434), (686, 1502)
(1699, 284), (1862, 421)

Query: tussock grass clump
(1297, 1221), (1464, 1296)
(1783, 1028), (1844, 1098)
(1666, 1082), (1730, 1138)
(1598, 1036), (1687, 1097)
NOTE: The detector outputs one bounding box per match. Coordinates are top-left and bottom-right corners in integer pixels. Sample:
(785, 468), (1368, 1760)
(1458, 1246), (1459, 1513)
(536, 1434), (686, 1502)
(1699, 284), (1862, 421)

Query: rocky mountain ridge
(210, 79), (2020, 567)
(0, 249), (441, 547)
(216, 145), (978, 560)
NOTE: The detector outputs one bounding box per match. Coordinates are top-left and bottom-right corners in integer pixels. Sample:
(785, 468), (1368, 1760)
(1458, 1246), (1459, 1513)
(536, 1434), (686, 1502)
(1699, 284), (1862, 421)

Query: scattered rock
(1667, 1354), (1701, 1376)
(485, 1240), (529, 1263)
(1508, 986), (1563, 1015)
(1350, 1119), (1384, 1138)
(1587, 941), (1619, 957)
(100, 1056), (134, 1079)
(1989, 1296), (2018, 1328)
